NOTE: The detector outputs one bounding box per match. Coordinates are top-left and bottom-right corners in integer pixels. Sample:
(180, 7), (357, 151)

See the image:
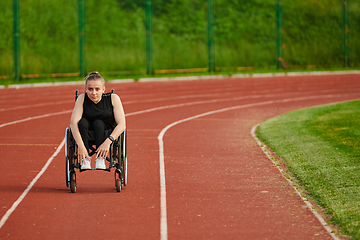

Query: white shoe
(81, 158), (91, 170)
(95, 157), (106, 170)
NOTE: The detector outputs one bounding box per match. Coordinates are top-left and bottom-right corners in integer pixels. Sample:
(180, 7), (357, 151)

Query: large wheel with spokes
(66, 158), (70, 187)
(122, 131), (127, 186)
(123, 155), (127, 186)
(65, 128), (71, 187)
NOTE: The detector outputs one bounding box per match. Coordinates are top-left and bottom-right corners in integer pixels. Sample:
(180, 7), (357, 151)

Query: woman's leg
(78, 118), (90, 152)
(92, 119), (107, 149)
(92, 120), (109, 169)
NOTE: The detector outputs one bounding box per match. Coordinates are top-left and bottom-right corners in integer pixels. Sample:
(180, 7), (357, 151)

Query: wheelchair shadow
(34, 186), (118, 194)
(3, 187), (121, 195)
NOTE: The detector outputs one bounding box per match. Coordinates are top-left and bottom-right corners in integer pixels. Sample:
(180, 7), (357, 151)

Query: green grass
(256, 100), (360, 239)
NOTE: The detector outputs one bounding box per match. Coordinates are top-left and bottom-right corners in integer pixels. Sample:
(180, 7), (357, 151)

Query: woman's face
(85, 79), (105, 104)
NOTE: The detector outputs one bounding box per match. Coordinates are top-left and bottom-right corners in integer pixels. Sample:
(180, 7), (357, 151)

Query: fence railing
(1, 0), (356, 81)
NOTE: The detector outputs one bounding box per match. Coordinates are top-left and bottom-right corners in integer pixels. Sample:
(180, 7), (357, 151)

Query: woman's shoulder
(72, 93), (85, 113)
(111, 93), (121, 102)
(111, 93), (122, 105)
(110, 92), (120, 99)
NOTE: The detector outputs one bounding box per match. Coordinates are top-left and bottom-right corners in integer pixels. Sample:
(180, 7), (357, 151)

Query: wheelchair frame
(65, 89), (127, 193)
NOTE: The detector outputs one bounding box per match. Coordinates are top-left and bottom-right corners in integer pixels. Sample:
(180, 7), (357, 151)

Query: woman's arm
(110, 93), (126, 137)
(69, 94), (90, 161)
(95, 93), (126, 159)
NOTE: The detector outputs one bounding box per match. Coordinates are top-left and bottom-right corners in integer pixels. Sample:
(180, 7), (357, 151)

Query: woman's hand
(78, 145), (90, 162)
(96, 138), (112, 159)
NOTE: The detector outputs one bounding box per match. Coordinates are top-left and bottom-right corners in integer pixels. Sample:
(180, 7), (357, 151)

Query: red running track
(0, 74), (359, 239)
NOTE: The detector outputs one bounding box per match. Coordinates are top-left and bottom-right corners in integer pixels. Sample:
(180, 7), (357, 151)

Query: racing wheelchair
(65, 89), (127, 193)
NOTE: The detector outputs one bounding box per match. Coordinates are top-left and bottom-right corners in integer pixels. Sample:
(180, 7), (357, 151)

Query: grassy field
(256, 100), (360, 239)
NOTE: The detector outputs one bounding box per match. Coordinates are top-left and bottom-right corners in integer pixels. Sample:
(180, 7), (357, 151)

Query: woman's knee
(92, 119), (106, 130)
(78, 118), (90, 130)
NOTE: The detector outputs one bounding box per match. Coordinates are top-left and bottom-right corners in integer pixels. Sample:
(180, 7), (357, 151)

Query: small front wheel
(115, 170), (122, 192)
(70, 171), (77, 193)
(116, 178), (122, 192)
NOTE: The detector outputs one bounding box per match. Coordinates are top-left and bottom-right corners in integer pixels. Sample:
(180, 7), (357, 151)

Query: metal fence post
(276, 0), (283, 69)
(78, 0), (86, 77)
(145, 0), (153, 75)
(342, 0), (349, 67)
(207, 0), (214, 72)
(13, 0), (20, 81)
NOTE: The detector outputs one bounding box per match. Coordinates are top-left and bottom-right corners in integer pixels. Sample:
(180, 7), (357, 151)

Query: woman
(70, 72), (126, 170)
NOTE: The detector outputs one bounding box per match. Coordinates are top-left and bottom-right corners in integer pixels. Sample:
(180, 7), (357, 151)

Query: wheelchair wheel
(121, 130), (127, 186)
(118, 143), (127, 186)
(123, 155), (127, 186)
(66, 157), (70, 187)
(65, 128), (71, 187)
(70, 170), (77, 193)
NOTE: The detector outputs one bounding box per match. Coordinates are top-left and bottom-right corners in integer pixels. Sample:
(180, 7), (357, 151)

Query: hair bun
(89, 71), (100, 76)
(84, 71), (104, 83)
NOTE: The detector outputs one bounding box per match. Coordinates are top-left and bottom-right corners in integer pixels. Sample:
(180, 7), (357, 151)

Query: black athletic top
(82, 93), (116, 129)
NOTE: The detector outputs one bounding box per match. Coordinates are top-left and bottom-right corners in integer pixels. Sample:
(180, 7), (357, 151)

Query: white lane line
(123, 86), (360, 105)
(0, 100), (73, 112)
(126, 92), (360, 117)
(0, 110), (72, 129)
(0, 138), (65, 229)
(251, 124), (339, 240)
(157, 94), (354, 240)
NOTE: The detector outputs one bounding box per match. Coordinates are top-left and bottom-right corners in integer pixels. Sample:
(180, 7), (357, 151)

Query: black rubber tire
(122, 131), (127, 186)
(123, 157), (127, 186)
(70, 171), (77, 193)
(118, 136), (125, 186)
(66, 158), (70, 187)
(116, 178), (122, 192)
(65, 128), (70, 187)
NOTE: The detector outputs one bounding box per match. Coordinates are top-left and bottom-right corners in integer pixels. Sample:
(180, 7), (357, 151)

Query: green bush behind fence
(0, 0), (359, 80)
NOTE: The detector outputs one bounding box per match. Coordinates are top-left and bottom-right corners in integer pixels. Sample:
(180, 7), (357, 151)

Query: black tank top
(82, 93), (116, 129)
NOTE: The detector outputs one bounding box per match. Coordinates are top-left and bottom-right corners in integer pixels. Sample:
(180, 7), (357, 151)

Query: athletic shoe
(81, 158), (91, 170)
(96, 157), (106, 170)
